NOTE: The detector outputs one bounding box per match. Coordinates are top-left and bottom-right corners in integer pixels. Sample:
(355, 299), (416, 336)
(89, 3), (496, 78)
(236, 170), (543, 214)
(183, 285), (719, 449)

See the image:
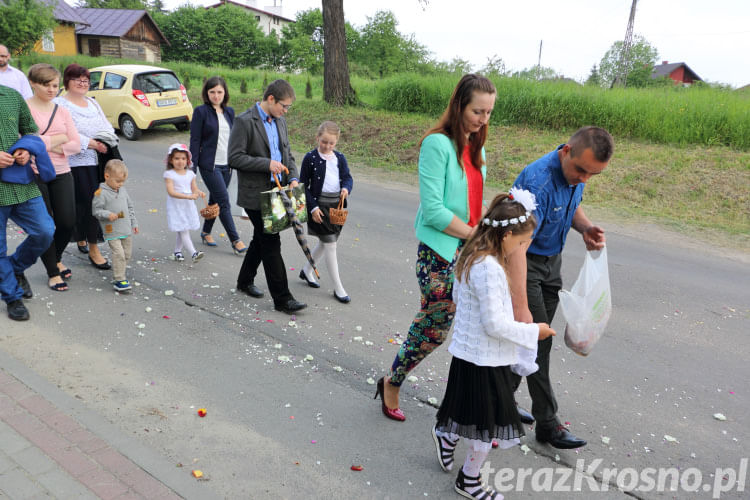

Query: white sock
(462, 440), (491, 477)
(303, 242), (324, 283)
(323, 242), (346, 296)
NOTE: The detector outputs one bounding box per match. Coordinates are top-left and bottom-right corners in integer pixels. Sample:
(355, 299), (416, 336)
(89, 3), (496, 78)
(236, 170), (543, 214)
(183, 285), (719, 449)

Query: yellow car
(87, 64), (193, 141)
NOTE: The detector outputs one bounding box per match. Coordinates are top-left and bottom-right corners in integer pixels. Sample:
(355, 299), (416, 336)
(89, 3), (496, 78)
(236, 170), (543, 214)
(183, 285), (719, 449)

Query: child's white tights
(303, 241), (346, 297)
(434, 430), (492, 476)
(175, 231), (196, 256)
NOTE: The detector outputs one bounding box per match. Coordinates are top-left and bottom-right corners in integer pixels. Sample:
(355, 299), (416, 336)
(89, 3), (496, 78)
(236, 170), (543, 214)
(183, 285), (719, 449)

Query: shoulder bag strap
(40, 104), (58, 136)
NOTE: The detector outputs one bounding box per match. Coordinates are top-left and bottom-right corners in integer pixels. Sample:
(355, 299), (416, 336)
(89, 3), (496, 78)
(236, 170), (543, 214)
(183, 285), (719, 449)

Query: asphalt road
(2, 128), (749, 500)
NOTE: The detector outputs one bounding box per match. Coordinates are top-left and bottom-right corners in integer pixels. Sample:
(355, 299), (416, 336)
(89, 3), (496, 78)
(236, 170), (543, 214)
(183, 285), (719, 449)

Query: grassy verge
(281, 100), (749, 244)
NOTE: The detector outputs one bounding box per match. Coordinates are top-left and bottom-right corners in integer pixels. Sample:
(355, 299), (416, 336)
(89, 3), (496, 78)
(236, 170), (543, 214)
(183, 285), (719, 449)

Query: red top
(463, 145), (483, 227)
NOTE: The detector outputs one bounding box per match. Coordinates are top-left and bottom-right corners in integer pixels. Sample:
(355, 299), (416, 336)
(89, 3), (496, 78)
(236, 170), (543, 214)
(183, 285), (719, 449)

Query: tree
(153, 5), (267, 68)
(0, 0), (56, 54)
(479, 55), (508, 78)
(279, 8), (325, 74)
(322, 0), (357, 105)
(511, 66), (559, 80)
(351, 10), (427, 78)
(598, 35), (658, 88)
(585, 64), (601, 86)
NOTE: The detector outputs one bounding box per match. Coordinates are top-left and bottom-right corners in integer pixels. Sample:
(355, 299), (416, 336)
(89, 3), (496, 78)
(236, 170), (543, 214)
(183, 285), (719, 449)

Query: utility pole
(537, 40), (543, 80)
(614, 0), (638, 87)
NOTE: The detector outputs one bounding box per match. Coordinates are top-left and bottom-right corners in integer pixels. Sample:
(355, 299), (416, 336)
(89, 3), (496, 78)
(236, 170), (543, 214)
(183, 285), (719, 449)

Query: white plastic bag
(558, 247), (612, 356)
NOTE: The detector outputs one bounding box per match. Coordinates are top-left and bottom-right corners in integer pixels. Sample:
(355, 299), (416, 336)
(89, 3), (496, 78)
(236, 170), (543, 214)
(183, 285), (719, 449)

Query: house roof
(75, 8), (168, 45)
(651, 62), (702, 82)
(41, 0), (88, 25)
(204, 0), (295, 23)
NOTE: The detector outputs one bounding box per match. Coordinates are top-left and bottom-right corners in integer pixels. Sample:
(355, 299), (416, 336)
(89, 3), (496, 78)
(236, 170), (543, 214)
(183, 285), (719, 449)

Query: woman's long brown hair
(419, 73), (496, 171)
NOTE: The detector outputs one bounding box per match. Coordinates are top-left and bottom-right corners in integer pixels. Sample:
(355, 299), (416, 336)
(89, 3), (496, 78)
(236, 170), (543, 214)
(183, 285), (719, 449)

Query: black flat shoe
(77, 243), (89, 254)
(298, 270), (320, 288)
(7, 299), (29, 321)
(89, 256), (111, 270)
(274, 299), (307, 314)
(517, 406), (535, 425)
(333, 291), (350, 304)
(237, 283), (264, 298)
(14, 273), (32, 299)
(536, 425), (587, 449)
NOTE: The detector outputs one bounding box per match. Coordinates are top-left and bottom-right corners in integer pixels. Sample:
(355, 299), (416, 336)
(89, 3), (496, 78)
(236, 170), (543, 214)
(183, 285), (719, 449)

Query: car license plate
(157, 98), (177, 107)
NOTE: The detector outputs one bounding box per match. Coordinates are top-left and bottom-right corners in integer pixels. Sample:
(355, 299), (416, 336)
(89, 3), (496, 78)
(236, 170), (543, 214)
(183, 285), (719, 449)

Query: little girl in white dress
(163, 143), (205, 262)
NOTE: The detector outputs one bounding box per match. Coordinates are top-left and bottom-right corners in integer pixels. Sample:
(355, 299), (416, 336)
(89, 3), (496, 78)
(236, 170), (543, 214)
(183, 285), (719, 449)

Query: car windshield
(134, 72), (181, 93)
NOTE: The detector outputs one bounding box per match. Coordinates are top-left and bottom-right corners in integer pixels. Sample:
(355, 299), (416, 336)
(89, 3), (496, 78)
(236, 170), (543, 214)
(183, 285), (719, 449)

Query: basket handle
(273, 166), (290, 190)
(337, 196), (345, 210)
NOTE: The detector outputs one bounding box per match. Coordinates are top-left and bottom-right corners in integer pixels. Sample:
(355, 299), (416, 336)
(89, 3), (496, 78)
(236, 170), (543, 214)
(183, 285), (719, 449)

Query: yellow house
(33, 0), (89, 57)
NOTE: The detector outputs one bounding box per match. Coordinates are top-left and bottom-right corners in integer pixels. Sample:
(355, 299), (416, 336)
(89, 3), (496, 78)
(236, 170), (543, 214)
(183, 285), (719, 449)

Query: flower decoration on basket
(200, 202), (220, 220)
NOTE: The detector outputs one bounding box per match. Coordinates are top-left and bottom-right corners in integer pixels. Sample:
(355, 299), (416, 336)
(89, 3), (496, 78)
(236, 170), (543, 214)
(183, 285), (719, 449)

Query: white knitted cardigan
(448, 255), (539, 368)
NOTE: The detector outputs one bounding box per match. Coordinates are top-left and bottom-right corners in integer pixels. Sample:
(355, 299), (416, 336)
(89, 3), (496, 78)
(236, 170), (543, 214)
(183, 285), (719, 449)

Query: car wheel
(175, 122), (190, 132)
(119, 114), (142, 141)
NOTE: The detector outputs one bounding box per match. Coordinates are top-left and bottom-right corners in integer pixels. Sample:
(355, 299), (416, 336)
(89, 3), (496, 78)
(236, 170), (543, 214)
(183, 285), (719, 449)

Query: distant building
(33, 0), (89, 57)
(75, 9), (169, 63)
(651, 61), (702, 85)
(204, 0), (294, 37)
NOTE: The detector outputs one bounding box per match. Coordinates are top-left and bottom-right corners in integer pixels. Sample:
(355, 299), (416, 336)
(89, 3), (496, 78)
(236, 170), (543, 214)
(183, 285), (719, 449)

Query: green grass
(18, 54), (750, 243)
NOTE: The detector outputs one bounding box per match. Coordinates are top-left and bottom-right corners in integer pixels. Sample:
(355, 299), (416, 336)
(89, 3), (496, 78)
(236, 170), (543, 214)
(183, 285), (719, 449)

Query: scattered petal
(664, 434), (679, 443)
(49, 311), (55, 316)
(274, 343), (283, 349)
(427, 397), (438, 405)
(191, 470), (203, 478)
(355, 326), (362, 331)
(353, 336), (363, 341)
(366, 377), (375, 385)
(197, 408), (207, 417)
(138, 323), (146, 329)
(333, 366), (343, 372)
(407, 375), (418, 383)
(350, 465), (363, 471)
(713, 413), (727, 421)
(164, 290), (174, 296)
(601, 436), (610, 445)
(520, 444), (531, 455)
(162, 315), (170, 319)
(304, 355), (314, 361)
(145, 306), (152, 312)
(278, 355), (291, 362)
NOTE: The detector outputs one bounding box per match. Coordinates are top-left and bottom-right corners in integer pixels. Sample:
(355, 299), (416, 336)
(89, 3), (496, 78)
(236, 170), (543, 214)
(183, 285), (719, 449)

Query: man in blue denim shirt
(508, 126), (614, 449)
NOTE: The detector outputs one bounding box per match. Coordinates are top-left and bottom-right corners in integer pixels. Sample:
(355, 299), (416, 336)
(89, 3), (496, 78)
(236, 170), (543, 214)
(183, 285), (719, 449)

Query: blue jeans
(0, 196), (55, 303)
(199, 164), (239, 243)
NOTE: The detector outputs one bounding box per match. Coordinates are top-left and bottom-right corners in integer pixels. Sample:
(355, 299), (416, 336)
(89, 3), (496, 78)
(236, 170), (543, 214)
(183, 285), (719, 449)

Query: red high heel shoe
(374, 377), (405, 421)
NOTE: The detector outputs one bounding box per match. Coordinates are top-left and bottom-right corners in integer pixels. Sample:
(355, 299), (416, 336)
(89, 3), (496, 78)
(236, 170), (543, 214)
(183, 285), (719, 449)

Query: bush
(305, 77), (312, 99)
(375, 73), (750, 150)
(240, 78), (248, 94)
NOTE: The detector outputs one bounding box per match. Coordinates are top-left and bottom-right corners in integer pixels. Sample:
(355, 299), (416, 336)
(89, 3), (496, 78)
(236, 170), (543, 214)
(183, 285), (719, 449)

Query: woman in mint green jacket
(375, 74), (497, 421)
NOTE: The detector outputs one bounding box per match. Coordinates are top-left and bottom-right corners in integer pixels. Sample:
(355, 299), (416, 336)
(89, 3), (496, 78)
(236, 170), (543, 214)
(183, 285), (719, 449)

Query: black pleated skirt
(435, 357), (525, 443)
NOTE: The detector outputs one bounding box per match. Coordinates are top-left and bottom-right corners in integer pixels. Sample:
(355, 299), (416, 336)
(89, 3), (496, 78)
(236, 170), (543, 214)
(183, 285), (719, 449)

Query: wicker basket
(328, 197), (348, 226)
(200, 202), (220, 220)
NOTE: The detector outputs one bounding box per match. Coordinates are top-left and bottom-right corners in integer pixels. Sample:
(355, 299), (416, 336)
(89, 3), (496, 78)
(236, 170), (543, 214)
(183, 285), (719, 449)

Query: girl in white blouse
(432, 188), (555, 500)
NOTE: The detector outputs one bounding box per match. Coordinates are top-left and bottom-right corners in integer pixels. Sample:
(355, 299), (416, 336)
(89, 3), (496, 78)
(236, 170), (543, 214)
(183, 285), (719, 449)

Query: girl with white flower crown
(431, 188), (556, 500)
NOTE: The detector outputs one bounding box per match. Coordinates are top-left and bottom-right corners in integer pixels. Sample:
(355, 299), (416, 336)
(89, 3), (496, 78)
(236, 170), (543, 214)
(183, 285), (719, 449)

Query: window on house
(42, 30), (54, 52)
(255, 15), (260, 22)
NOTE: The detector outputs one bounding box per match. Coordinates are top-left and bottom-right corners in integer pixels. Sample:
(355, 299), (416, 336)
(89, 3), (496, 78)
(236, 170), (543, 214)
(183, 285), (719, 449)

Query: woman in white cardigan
(431, 189), (556, 500)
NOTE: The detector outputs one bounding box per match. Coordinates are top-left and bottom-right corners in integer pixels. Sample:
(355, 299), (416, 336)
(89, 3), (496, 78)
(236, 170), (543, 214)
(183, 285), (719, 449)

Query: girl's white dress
(164, 169), (200, 232)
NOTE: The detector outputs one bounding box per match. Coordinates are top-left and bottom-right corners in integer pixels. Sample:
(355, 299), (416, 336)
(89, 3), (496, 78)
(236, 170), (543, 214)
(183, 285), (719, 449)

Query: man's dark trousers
(237, 209), (293, 307)
(512, 252), (563, 430)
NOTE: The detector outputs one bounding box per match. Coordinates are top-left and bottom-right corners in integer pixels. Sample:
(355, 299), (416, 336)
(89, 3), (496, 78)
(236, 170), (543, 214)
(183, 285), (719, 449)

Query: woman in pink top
(26, 64), (80, 291)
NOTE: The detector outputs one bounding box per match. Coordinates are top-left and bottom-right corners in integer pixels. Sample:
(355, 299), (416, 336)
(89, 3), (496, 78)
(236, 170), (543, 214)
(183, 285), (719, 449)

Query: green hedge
(375, 74), (750, 150)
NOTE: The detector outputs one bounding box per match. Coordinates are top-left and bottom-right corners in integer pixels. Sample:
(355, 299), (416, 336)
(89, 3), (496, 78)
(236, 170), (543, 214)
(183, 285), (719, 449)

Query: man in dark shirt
(508, 126), (614, 448)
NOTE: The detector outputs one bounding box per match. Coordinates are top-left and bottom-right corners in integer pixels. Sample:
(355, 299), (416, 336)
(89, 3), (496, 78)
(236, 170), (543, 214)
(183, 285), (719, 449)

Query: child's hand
(311, 209), (324, 223)
(133, 227), (139, 235)
(189, 193), (199, 200)
(537, 323), (556, 340)
(199, 190), (206, 199)
(108, 212), (119, 221)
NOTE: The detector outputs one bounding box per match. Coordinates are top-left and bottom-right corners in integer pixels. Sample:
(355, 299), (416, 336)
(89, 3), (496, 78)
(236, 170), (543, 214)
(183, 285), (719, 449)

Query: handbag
(260, 182), (307, 234)
(200, 200), (220, 219)
(328, 196), (348, 225)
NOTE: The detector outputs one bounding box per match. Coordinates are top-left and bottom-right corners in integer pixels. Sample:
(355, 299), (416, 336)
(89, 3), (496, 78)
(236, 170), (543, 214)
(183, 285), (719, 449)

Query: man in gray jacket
(228, 79), (306, 314)
(92, 160), (138, 292)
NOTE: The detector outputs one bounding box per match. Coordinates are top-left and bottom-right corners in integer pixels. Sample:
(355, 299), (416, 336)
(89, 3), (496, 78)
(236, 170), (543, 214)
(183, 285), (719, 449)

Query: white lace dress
(164, 169), (200, 231)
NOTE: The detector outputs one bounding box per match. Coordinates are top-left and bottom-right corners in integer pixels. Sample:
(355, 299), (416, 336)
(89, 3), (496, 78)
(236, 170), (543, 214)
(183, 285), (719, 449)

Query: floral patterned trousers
(390, 242), (460, 386)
